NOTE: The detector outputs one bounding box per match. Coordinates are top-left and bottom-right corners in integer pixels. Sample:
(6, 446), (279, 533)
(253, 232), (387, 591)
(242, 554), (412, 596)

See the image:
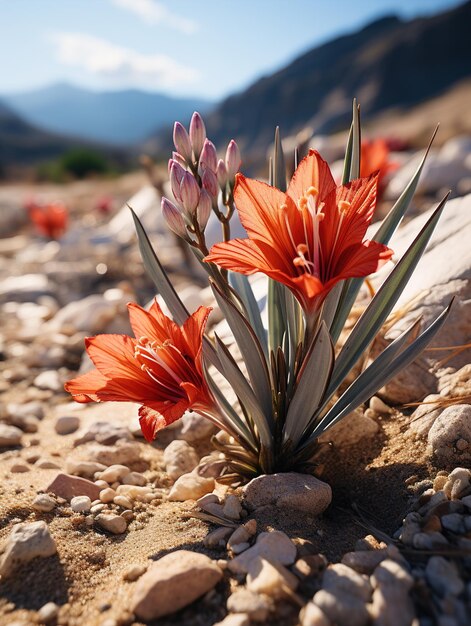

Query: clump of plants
(66, 104), (451, 480)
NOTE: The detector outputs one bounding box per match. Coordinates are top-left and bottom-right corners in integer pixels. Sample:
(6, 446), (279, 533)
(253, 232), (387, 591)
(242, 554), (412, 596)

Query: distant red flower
(96, 196), (113, 214)
(27, 202), (68, 240)
(65, 301), (214, 441)
(205, 150), (393, 316)
(360, 139), (398, 199)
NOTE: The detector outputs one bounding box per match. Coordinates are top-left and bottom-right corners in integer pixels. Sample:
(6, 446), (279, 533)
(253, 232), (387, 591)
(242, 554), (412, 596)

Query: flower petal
(181, 306), (211, 362)
(128, 300), (181, 345)
(138, 399), (189, 441)
(332, 239), (393, 279)
(287, 150), (336, 205)
(233, 174), (287, 247)
(64, 368), (108, 403)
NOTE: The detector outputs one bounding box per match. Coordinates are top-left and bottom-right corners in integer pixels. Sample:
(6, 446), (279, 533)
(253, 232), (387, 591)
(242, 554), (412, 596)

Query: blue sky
(1, 0), (462, 99)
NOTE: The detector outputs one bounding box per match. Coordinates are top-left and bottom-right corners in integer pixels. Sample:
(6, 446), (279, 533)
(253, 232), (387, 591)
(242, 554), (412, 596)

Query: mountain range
(146, 0), (471, 161)
(3, 83), (212, 145)
(1, 0), (470, 174)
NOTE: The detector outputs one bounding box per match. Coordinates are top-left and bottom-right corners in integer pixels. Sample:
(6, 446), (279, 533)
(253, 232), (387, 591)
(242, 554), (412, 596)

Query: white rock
(0, 423), (22, 446)
(228, 531), (297, 574)
(33, 370), (62, 392)
(0, 521), (57, 577)
(228, 520), (257, 548)
(369, 396), (391, 415)
(369, 584), (416, 626)
(95, 513), (127, 535)
(37, 602), (59, 623)
(226, 589), (272, 622)
(0, 273), (54, 304)
(204, 527), (233, 548)
(168, 472), (215, 501)
(322, 563), (372, 601)
(48, 293), (129, 335)
(425, 556), (464, 597)
(87, 442), (140, 466)
(163, 440), (199, 480)
(313, 589), (369, 626)
(319, 409), (379, 447)
(70, 495), (92, 513)
(65, 459), (107, 478)
(428, 405), (471, 466)
(373, 193), (471, 402)
(116, 484), (153, 501)
(213, 614), (250, 626)
(246, 556), (298, 597)
(409, 395), (443, 436)
(223, 495), (243, 520)
(371, 559), (414, 592)
(178, 411), (217, 442)
(131, 550), (222, 621)
(74, 419), (133, 446)
(114, 495), (133, 509)
(121, 471), (147, 486)
(123, 563), (148, 581)
(98, 464), (131, 483)
(99, 488), (116, 503)
(32, 494), (56, 512)
(55, 415), (80, 435)
(443, 467), (471, 499)
(242, 472), (331, 516)
(300, 603), (331, 626)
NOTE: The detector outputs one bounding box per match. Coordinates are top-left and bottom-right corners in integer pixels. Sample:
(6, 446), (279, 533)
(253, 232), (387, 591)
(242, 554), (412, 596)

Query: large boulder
(373, 192), (471, 403)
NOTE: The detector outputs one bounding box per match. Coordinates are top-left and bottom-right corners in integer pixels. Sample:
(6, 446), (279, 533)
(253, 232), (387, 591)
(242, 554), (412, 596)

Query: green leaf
(349, 99), (361, 182)
(130, 206), (189, 326)
(283, 321), (334, 446)
(229, 273), (268, 358)
(130, 206), (222, 370)
(327, 192), (449, 398)
(210, 280), (274, 434)
(268, 279), (286, 354)
(311, 301), (453, 439)
(213, 334), (272, 447)
(273, 126), (287, 192)
(329, 126), (438, 344)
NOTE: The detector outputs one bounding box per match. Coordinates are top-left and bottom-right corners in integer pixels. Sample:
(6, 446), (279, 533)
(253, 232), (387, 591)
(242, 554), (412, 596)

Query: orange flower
(65, 301), (214, 441)
(360, 139), (398, 199)
(28, 202), (68, 239)
(205, 150), (393, 315)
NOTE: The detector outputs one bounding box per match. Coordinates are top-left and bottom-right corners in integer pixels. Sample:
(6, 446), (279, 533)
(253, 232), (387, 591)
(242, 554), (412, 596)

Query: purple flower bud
(161, 197), (187, 238)
(173, 122), (192, 163)
(172, 151), (187, 168)
(202, 168), (218, 199)
(169, 160), (186, 203)
(197, 189), (212, 231)
(216, 159), (228, 188)
(199, 139), (217, 173)
(189, 112), (206, 160)
(225, 140), (241, 180)
(180, 171), (200, 215)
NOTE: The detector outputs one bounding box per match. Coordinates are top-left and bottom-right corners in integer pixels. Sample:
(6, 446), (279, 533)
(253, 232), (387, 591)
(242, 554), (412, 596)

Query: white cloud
(110, 0), (198, 34)
(51, 32), (199, 90)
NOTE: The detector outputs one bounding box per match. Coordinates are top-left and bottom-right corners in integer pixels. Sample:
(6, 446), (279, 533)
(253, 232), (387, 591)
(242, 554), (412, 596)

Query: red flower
(65, 301), (214, 441)
(205, 150), (393, 315)
(27, 202), (68, 239)
(360, 139), (398, 200)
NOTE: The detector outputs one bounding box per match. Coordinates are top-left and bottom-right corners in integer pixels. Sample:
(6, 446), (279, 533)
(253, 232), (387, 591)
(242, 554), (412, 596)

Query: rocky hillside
(146, 0), (471, 160)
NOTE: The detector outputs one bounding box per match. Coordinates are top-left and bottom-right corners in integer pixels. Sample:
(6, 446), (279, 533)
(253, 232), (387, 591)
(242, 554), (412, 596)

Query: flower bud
(161, 197), (187, 238)
(198, 139), (217, 173)
(225, 140), (241, 180)
(189, 112), (206, 160)
(197, 189), (212, 231)
(172, 151), (187, 168)
(216, 159), (228, 188)
(180, 171), (200, 215)
(202, 168), (218, 199)
(173, 122), (192, 163)
(169, 160), (186, 203)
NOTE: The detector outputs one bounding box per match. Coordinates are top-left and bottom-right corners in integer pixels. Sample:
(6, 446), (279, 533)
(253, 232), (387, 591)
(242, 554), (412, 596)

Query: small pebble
(114, 495), (133, 509)
(100, 488), (116, 503)
(55, 415), (80, 435)
(32, 493), (56, 512)
(95, 513), (127, 535)
(35, 459), (61, 469)
(123, 563), (147, 581)
(223, 495), (243, 520)
(37, 602), (59, 623)
(70, 496), (92, 513)
(11, 463), (30, 473)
